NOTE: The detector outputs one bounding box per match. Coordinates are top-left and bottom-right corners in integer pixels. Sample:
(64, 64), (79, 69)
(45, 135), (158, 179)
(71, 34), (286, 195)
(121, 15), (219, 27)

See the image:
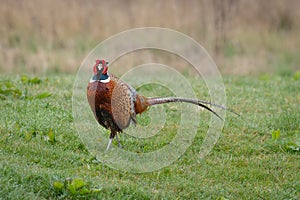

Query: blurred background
(0, 0), (299, 75)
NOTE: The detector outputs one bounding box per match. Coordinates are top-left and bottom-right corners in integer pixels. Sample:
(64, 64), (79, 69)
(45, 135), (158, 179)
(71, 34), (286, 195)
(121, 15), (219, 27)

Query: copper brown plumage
(87, 59), (238, 150)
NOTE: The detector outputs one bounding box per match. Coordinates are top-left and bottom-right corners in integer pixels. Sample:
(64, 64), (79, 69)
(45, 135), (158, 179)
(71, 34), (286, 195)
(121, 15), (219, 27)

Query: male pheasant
(87, 59), (236, 151)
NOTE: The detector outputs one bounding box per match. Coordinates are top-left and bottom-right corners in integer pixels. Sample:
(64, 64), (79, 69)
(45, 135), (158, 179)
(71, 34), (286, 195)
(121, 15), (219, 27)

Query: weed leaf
(272, 130), (281, 140)
(47, 128), (55, 144)
(36, 92), (52, 99)
(53, 181), (64, 191)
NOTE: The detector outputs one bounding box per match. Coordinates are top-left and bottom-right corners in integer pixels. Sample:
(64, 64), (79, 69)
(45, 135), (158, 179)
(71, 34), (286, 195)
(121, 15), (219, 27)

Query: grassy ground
(0, 73), (299, 199)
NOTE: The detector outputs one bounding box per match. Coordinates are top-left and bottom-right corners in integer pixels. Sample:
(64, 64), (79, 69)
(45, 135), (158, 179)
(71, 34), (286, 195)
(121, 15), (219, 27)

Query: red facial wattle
(93, 60), (101, 75)
(102, 66), (108, 74)
(93, 65), (98, 75)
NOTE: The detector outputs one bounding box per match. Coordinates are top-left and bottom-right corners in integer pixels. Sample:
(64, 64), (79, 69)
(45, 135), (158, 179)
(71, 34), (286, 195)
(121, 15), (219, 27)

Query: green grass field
(0, 73), (299, 199)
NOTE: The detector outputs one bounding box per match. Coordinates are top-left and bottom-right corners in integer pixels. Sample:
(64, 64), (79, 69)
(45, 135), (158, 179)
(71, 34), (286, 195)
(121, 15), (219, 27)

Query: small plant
(0, 80), (22, 99)
(270, 129), (300, 153)
(271, 130), (281, 140)
(285, 141), (300, 152)
(293, 71), (300, 80)
(0, 76), (51, 100)
(53, 178), (101, 196)
(21, 75), (42, 85)
(45, 128), (55, 144)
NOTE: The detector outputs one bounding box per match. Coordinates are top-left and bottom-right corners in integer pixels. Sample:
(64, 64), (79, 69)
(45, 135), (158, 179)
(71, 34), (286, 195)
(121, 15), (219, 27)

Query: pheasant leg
(115, 134), (123, 148)
(106, 138), (113, 151)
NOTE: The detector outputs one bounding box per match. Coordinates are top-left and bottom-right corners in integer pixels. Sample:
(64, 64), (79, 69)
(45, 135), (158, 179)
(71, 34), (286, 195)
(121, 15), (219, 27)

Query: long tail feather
(147, 97), (239, 120)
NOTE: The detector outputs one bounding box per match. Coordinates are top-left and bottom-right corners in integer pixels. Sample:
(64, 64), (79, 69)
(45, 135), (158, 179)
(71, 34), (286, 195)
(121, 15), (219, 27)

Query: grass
(0, 72), (299, 199)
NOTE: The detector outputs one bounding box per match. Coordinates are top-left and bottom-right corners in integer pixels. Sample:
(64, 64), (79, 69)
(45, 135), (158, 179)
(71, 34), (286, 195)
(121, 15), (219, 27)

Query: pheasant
(87, 59), (236, 151)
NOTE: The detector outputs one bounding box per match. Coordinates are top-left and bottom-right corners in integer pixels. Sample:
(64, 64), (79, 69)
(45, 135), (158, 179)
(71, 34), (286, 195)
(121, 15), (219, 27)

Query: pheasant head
(91, 60), (110, 83)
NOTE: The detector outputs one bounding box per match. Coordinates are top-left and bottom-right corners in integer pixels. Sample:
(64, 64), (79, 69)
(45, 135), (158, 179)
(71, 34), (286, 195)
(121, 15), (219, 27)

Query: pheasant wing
(111, 81), (136, 130)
